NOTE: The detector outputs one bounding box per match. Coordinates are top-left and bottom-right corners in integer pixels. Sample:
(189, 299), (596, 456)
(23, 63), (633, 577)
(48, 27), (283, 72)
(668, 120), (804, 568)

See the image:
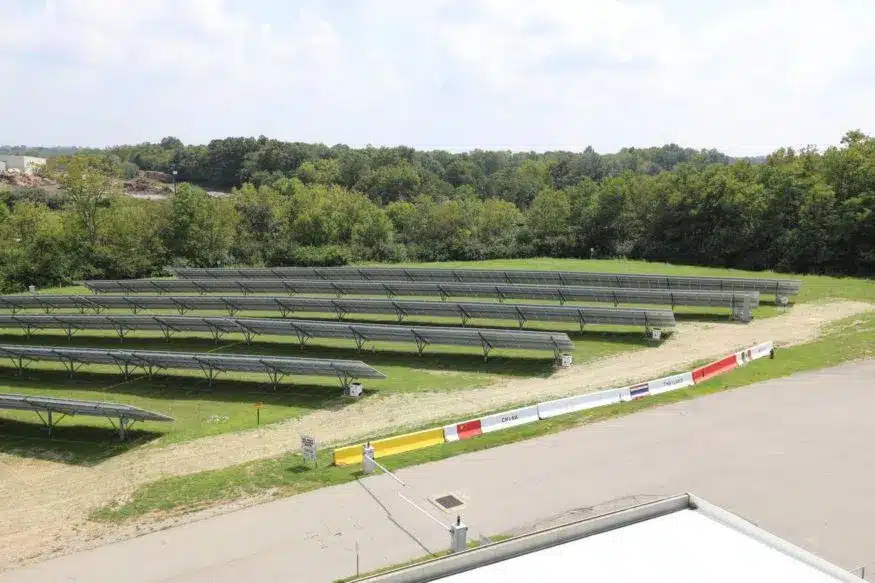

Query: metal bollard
(361, 442), (376, 474)
(449, 515), (468, 553)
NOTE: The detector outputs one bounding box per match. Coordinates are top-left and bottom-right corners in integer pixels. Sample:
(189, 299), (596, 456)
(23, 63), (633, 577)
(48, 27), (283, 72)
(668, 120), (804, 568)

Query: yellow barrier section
(333, 444), (363, 466)
(375, 427), (446, 458)
(333, 427), (446, 466)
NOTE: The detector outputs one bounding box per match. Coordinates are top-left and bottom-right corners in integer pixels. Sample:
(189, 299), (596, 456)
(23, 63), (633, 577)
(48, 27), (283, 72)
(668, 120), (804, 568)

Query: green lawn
(91, 310), (875, 522)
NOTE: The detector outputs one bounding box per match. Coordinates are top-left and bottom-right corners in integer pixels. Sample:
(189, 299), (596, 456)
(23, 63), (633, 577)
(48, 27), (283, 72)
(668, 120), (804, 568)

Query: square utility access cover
(432, 494), (466, 512)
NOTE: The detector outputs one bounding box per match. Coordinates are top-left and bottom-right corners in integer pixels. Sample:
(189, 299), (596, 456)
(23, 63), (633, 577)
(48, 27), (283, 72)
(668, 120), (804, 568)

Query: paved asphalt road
(4, 361), (875, 582)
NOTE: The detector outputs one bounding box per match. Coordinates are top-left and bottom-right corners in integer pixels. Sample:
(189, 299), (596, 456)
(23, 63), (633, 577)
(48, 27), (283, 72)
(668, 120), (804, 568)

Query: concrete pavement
(4, 360), (875, 582)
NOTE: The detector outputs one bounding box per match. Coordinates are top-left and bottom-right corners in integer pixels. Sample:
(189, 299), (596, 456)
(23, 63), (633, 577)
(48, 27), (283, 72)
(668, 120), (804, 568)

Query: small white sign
(301, 435), (317, 461)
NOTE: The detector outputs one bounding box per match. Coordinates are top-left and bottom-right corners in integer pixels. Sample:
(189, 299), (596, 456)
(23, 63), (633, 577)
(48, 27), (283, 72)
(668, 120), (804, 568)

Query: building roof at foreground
(358, 493), (861, 583)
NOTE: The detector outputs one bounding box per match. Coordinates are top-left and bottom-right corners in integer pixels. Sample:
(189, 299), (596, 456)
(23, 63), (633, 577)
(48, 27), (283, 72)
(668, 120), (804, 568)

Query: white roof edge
(358, 493), (859, 583)
(688, 494), (860, 582)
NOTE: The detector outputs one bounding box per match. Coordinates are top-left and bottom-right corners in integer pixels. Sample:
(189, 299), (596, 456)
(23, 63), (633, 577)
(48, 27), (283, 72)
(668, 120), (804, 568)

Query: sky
(1, 0), (874, 156)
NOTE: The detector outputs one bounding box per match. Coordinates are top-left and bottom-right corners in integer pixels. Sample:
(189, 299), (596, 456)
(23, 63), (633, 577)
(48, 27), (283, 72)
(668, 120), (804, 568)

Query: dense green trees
(2, 130), (875, 292)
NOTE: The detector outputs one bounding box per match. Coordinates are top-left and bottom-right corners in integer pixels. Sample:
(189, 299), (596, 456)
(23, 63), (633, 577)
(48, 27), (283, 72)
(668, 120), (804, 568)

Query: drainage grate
(434, 494), (464, 510)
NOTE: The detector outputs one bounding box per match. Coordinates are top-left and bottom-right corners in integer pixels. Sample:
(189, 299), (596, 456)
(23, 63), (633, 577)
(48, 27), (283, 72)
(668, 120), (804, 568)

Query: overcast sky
(1, 0), (874, 155)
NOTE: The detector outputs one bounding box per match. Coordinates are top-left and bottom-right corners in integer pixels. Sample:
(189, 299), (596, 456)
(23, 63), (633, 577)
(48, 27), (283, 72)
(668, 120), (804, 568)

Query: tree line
(0, 131), (872, 292)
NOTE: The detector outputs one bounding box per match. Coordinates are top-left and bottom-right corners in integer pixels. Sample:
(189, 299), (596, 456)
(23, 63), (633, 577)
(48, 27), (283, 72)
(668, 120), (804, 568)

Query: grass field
(91, 310), (875, 522)
(2, 258), (873, 460)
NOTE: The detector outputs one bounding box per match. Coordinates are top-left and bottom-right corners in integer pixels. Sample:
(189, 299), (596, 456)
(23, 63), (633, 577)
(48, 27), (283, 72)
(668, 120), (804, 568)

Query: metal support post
(293, 326), (311, 349)
(449, 516), (468, 553)
(393, 303), (407, 323)
(412, 332), (429, 356)
(361, 442), (376, 474)
(478, 332), (493, 361)
(350, 329), (367, 352)
(514, 307), (527, 329)
(208, 324), (224, 344)
(458, 307), (471, 328)
(275, 300), (291, 318)
(558, 290), (568, 306)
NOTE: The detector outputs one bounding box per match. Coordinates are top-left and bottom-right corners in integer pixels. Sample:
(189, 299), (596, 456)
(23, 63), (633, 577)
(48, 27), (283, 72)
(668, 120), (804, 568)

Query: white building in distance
(0, 155), (47, 174)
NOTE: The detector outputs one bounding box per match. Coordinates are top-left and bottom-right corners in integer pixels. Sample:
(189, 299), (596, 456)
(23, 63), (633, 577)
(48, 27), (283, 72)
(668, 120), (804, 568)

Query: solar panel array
(0, 295), (677, 329)
(171, 266), (803, 296)
(0, 392), (174, 439)
(0, 314), (574, 356)
(0, 393), (173, 423)
(84, 279), (760, 309)
(0, 344), (385, 387)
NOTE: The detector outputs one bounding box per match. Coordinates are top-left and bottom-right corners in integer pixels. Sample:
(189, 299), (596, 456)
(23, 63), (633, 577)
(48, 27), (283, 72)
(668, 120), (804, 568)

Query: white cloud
(1, 0), (873, 154)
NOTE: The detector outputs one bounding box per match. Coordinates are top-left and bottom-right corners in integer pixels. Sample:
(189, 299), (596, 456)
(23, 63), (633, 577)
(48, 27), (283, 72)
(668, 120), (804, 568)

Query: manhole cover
(434, 494), (464, 510)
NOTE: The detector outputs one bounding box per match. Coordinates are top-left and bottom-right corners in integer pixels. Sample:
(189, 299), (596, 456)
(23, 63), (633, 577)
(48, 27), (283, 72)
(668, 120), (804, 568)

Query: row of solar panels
(171, 266), (803, 295)
(0, 344), (385, 387)
(0, 295), (677, 329)
(84, 279), (759, 309)
(0, 315), (575, 355)
(0, 393), (173, 423)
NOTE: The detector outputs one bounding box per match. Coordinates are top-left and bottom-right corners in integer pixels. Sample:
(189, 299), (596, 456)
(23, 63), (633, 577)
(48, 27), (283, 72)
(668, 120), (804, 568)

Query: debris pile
(0, 168), (51, 189)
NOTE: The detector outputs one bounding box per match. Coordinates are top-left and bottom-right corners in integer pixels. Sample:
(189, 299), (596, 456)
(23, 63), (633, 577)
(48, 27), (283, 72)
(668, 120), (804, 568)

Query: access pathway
(4, 361), (875, 582)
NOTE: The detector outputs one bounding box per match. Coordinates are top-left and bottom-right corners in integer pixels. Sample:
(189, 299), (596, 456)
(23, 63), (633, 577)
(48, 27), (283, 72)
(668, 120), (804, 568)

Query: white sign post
(301, 435), (317, 467)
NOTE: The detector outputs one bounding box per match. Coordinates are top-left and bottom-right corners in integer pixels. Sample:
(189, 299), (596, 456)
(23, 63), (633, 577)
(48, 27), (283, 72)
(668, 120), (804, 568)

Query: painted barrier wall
(748, 341), (774, 360)
(443, 423), (459, 442)
(333, 427), (446, 466)
(334, 444), (362, 466)
(336, 340), (774, 464)
(375, 428), (447, 458)
(537, 388), (622, 419)
(444, 419), (483, 442)
(480, 405), (540, 433)
(457, 420), (483, 440)
(737, 341), (774, 366)
(647, 372), (694, 396)
(692, 354), (738, 384)
(628, 382), (650, 400)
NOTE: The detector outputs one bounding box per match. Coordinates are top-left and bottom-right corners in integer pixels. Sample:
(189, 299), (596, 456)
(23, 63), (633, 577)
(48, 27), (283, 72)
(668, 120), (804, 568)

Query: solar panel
(170, 267), (803, 296)
(0, 315), (574, 357)
(0, 393), (173, 439)
(84, 279), (760, 311)
(0, 344), (385, 388)
(0, 295), (677, 329)
(0, 393), (173, 422)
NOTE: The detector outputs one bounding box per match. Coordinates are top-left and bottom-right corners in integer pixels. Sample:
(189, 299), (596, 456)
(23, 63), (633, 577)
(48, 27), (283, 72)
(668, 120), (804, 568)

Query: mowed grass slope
(1, 258), (871, 457)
